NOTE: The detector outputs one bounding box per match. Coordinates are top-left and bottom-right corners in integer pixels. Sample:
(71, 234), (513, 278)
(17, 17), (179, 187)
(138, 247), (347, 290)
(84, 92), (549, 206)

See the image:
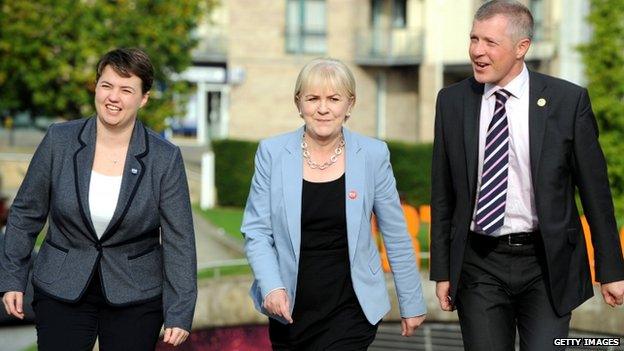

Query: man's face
(469, 14), (529, 86)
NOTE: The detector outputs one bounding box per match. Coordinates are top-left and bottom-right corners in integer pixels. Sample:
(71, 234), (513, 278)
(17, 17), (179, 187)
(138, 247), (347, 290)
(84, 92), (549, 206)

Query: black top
(300, 174), (348, 251)
(269, 174), (377, 349)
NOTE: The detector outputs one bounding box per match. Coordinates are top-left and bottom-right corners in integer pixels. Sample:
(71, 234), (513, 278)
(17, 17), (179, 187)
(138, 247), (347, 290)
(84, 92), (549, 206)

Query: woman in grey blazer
(242, 58), (426, 350)
(0, 48), (197, 350)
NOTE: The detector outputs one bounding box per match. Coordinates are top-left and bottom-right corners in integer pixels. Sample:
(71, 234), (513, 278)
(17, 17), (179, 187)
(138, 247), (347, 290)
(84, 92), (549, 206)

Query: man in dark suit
(430, 1), (624, 350)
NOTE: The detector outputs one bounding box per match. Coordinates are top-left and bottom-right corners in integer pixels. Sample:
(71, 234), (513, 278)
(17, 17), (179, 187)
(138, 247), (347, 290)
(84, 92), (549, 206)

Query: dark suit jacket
(430, 71), (624, 316)
(0, 117), (197, 331)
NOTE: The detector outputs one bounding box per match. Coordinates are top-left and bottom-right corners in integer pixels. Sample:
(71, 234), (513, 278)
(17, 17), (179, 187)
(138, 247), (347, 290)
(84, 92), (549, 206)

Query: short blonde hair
(294, 58), (356, 105)
(475, 0), (534, 41)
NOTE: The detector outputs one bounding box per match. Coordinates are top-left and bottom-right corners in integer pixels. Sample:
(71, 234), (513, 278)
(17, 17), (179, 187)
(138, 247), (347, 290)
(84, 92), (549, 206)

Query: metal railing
(355, 27), (424, 66)
(198, 258), (249, 279)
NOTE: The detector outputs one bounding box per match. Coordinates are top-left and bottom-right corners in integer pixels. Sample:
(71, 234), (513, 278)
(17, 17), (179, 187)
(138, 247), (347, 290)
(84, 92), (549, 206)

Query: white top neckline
(89, 170), (123, 238)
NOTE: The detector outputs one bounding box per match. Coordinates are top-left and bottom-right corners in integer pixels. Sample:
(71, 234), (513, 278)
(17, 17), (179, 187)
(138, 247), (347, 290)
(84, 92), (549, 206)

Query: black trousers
(32, 269), (163, 351)
(456, 232), (571, 351)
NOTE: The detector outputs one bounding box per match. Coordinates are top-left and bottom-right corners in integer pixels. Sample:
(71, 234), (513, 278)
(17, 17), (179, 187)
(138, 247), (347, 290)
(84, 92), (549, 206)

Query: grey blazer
(0, 117), (197, 331)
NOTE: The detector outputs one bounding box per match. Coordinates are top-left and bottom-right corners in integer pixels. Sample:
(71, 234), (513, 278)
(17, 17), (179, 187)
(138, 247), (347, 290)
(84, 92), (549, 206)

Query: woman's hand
(401, 315), (426, 336)
(163, 327), (189, 347)
(263, 288), (293, 323)
(2, 291), (24, 319)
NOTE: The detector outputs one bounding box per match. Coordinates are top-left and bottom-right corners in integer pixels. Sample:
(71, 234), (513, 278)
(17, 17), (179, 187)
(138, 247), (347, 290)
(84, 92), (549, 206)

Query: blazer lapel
(73, 118), (99, 242)
(100, 120), (149, 242)
(528, 71), (548, 185)
(343, 128), (364, 264)
(464, 78), (485, 202)
(282, 127), (303, 261)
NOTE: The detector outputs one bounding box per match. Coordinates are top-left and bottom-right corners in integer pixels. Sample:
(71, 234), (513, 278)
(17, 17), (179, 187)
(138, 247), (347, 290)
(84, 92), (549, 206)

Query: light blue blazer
(241, 126), (426, 325)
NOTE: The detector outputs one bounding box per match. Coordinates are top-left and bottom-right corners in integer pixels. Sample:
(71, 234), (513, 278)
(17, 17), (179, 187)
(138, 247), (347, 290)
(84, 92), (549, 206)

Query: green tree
(0, 0), (215, 131)
(579, 0), (624, 217)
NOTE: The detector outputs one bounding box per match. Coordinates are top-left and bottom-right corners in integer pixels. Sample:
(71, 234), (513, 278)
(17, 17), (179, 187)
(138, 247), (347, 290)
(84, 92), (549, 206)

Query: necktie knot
(495, 89), (511, 104)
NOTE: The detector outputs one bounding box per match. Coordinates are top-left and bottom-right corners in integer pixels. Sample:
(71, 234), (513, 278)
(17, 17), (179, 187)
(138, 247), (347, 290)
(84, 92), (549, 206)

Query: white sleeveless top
(89, 171), (122, 238)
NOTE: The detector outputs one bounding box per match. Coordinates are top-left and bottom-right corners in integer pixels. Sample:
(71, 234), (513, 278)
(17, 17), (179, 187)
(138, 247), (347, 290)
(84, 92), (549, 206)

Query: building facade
(176, 0), (588, 144)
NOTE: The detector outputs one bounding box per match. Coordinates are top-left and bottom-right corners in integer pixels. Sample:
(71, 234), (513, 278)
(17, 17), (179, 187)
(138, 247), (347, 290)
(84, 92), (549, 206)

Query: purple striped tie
(475, 89), (511, 235)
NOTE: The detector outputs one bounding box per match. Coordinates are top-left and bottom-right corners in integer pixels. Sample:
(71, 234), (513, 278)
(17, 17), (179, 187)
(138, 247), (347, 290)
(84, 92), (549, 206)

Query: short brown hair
(475, 0), (534, 41)
(96, 48), (154, 94)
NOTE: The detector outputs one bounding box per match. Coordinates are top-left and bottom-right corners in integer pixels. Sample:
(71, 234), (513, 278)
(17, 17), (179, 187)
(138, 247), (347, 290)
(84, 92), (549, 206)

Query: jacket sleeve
(373, 143), (426, 318)
(159, 147), (197, 331)
(572, 88), (624, 283)
(241, 141), (285, 300)
(0, 125), (54, 293)
(430, 89), (455, 282)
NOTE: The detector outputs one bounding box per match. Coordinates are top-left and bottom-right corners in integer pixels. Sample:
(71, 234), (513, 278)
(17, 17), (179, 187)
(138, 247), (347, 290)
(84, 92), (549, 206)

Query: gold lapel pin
(537, 98), (546, 107)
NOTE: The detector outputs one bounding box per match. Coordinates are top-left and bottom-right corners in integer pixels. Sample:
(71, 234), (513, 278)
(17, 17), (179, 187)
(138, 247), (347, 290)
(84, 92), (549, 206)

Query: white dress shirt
(471, 64), (539, 236)
(89, 171), (122, 238)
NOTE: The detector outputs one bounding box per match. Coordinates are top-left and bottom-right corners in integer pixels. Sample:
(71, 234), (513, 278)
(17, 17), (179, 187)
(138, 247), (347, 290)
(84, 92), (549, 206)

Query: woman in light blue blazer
(242, 58), (426, 350)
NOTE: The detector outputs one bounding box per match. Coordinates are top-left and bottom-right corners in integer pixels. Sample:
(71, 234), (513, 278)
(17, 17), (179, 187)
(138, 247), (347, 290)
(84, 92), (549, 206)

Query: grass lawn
(194, 205), (244, 242)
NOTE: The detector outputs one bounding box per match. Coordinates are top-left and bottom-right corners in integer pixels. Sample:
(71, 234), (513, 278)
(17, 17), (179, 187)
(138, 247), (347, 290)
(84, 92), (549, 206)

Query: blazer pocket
(368, 251), (382, 275)
(33, 240), (69, 284)
(128, 246), (163, 291)
(450, 225), (457, 241)
(567, 227), (580, 245)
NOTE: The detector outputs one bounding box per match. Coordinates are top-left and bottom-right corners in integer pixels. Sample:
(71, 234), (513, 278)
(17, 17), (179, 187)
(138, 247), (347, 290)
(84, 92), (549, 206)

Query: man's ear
(516, 38), (531, 59)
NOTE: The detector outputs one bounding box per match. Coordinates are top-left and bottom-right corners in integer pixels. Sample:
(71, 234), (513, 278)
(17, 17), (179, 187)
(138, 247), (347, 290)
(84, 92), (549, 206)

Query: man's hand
(2, 291), (24, 319)
(436, 281), (454, 311)
(401, 315), (426, 336)
(263, 289), (293, 323)
(600, 280), (624, 307)
(163, 327), (189, 347)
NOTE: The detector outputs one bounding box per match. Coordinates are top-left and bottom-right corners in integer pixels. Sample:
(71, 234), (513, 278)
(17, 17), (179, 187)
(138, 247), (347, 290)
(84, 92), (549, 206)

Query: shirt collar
(483, 63), (529, 100)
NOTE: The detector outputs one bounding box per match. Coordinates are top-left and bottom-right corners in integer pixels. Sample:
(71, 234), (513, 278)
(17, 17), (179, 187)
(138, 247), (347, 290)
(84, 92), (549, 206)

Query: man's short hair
(475, 0), (534, 41)
(96, 48), (154, 94)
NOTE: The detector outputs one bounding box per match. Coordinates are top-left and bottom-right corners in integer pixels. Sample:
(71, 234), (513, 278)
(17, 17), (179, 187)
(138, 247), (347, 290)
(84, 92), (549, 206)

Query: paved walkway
(193, 210), (244, 265)
(0, 325), (36, 351)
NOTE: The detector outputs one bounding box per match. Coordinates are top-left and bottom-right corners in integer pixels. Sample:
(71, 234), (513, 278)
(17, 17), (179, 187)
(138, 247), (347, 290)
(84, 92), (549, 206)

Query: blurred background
(1, 0), (623, 350)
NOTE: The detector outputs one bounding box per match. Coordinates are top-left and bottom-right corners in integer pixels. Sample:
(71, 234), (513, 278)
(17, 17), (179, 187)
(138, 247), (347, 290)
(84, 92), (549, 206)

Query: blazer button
(95, 243), (102, 252)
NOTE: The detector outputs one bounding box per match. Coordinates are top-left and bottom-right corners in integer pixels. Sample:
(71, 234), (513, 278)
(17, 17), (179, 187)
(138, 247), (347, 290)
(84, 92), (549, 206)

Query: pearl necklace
(301, 133), (345, 170)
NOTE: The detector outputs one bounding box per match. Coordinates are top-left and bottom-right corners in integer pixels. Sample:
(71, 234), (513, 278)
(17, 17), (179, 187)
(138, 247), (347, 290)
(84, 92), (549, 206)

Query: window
(392, 0), (407, 28)
(286, 0), (327, 54)
(370, 0), (407, 28)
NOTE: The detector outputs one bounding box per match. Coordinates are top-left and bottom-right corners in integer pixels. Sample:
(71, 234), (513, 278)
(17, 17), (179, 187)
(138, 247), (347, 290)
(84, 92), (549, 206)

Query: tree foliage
(0, 0), (214, 131)
(579, 0), (624, 217)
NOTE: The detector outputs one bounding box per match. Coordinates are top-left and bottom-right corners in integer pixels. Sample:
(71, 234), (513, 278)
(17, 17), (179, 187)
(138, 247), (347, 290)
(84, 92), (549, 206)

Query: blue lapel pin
(131, 168), (138, 175)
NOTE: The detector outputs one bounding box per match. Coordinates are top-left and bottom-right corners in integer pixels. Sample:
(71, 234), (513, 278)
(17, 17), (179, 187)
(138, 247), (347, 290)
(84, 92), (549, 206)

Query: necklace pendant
(301, 132), (345, 171)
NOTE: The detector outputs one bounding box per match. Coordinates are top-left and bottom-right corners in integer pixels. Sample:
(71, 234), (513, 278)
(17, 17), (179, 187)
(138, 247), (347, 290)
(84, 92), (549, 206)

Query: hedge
(212, 140), (258, 207)
(212, 139), (433, 208)
(386, 141), (433, 206)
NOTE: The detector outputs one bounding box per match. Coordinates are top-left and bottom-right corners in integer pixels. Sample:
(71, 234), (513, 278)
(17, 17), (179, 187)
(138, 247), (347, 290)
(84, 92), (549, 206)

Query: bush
(579, 0), (624, 216)
(387, 141), (433, 207)
(212, 140), (258, 207)
(212, 139), (434, 208)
